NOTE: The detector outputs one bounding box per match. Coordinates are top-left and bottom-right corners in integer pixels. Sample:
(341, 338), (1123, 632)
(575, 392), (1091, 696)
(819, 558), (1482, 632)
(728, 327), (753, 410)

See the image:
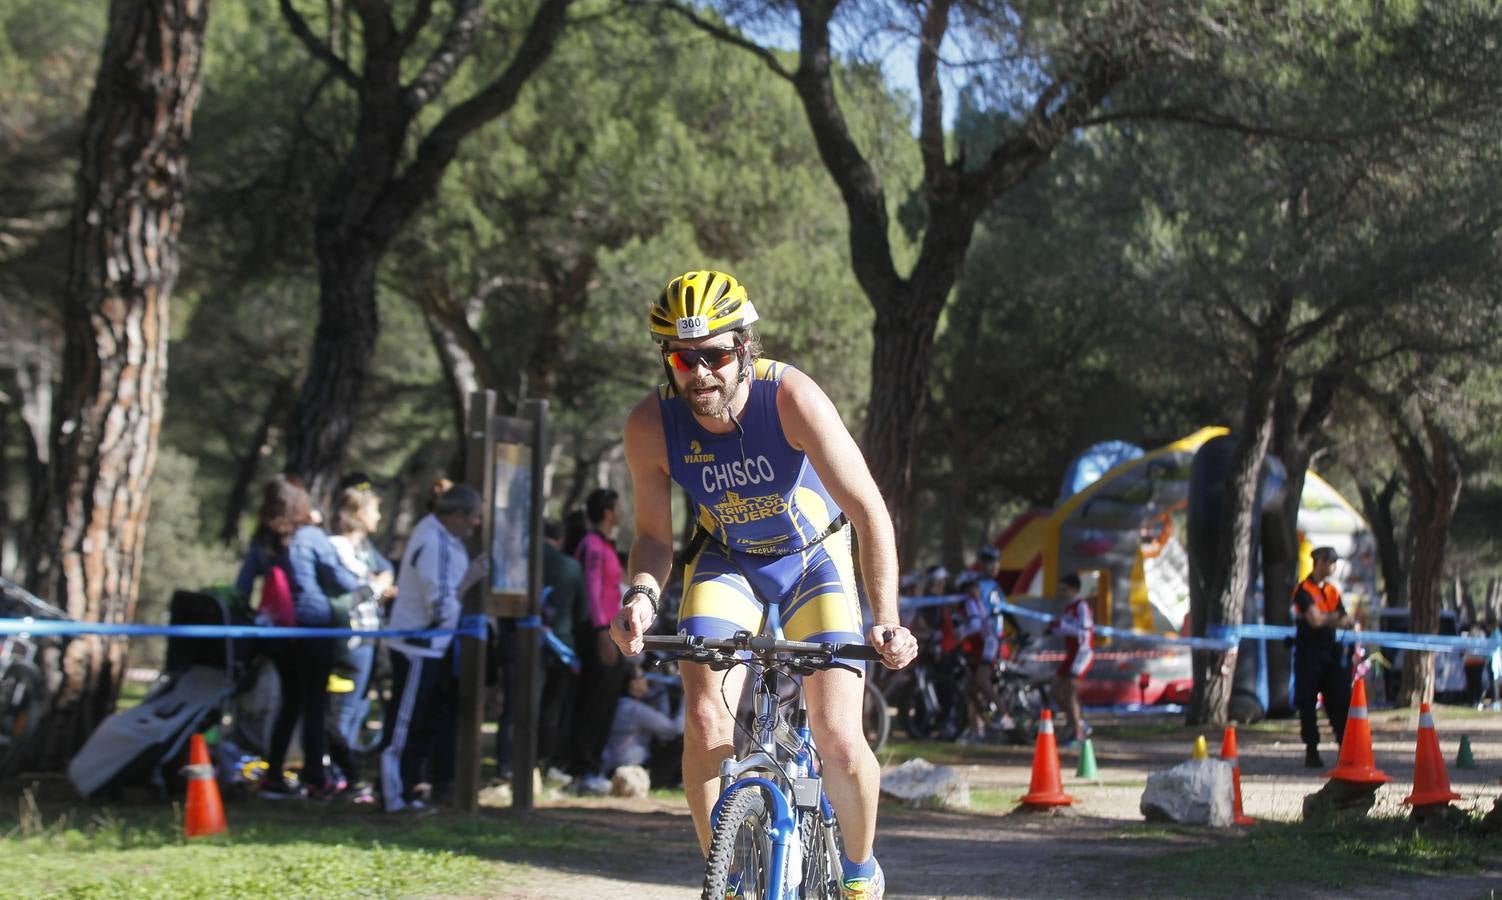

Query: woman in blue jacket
(236, 476), (368, 799)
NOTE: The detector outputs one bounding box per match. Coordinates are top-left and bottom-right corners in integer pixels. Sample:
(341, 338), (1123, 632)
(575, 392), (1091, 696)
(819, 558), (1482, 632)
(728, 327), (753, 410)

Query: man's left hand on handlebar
(869, 624), (917, 670)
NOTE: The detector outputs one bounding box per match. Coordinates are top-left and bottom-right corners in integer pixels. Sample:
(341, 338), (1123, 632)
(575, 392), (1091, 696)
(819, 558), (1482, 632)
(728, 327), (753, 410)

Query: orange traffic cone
(1219, 725), (1255, 825)
(183, 733), (227, 838)
(1019, 709), (1074, 809)
(1326, 679), (1391, 785)
(1403, 703), (1462, 808)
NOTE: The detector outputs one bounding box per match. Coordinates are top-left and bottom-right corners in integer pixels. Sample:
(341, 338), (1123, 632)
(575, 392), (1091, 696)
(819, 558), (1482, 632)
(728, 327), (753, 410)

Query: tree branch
(372, 0), (575, 237)
(395, 0), (436, 55)
(405, 0), (484, 109)
(915, 0), (951, 177)
(641, 0), (794, 81)
(279, 0), (358, 87)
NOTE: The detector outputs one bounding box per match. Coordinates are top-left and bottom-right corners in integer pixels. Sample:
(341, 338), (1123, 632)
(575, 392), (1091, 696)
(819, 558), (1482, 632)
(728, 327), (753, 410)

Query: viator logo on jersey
(713, 492), (790, 525)
(683, 440), (715, 464)
(700, 455), (777, 494)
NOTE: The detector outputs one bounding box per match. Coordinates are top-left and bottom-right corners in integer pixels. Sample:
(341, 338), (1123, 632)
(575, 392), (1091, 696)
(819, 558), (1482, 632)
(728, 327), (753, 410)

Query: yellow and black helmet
(649, 270), (759, 342)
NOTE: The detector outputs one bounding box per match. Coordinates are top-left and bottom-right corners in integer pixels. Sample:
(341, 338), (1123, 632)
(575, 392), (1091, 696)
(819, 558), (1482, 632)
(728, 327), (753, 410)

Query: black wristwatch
(622, 584), (660, 621)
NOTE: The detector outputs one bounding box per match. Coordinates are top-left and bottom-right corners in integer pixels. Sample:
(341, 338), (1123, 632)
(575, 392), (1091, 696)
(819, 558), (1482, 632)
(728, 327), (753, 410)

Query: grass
(965, 787), (1023, 812)
(877, 737), (1025, 767)
(114, 679), (152, 711)
(4, 791), (605, 899)
(1113, 816), (1500, 895)
(649, 786), (687, 803)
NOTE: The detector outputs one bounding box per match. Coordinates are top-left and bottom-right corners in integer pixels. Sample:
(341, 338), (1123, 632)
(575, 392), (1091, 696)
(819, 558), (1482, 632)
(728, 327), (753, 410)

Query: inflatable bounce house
(994, 427), (1375, 716)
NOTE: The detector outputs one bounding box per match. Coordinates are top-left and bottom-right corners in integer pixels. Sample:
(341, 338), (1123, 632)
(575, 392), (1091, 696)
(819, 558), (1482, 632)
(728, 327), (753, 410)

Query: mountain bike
(644, 631), (882, 900)
(890, 639), (966, 741)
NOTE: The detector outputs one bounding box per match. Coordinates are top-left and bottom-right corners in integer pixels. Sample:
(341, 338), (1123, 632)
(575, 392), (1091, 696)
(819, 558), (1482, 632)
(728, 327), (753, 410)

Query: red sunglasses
(663, 345), (740, 373)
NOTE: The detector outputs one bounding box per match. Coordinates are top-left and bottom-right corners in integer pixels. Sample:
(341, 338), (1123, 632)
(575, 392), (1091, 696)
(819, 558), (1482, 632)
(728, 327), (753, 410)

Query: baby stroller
(68, 587), (257, 799)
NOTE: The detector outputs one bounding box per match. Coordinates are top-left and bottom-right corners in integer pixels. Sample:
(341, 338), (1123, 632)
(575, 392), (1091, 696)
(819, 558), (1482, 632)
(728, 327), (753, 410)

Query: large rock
(611, 765), (652, 798)
(1301, 778), (1379, 823)
(879, 758), (971, 809)
(1140, 759), (1233, 827)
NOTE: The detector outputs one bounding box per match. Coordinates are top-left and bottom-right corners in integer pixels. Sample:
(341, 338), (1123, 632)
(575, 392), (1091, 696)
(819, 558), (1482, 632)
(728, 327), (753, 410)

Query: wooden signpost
(457, 391), (547, 812)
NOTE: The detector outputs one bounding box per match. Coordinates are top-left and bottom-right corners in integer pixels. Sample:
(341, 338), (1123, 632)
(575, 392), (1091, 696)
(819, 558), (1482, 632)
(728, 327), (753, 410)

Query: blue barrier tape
(898, 594), (1501, 654)
(542, 630), (579, 668)
(515, 615), (543, 628)
(0, 619), (485, 641)
(1215, 623), (1502, 654)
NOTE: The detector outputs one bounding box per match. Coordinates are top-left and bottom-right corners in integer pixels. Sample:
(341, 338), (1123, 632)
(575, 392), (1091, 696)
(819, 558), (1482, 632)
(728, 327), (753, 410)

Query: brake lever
(829, 660), (862, 677)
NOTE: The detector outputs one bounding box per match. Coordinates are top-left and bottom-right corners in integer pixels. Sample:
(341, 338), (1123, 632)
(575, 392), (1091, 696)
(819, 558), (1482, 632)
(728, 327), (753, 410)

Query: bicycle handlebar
(642, 632), (881, 662)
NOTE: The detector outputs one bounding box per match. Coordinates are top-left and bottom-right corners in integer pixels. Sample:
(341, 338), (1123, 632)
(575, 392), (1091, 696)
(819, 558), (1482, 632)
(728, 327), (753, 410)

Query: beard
(682, 367), (738, 418)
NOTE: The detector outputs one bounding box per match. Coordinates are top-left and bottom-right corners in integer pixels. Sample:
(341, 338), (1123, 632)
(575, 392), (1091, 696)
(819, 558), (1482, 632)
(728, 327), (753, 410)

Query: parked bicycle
(888, 638), (967, 742)
(644, 630), (882, 900)
(0, 577), (69, 776)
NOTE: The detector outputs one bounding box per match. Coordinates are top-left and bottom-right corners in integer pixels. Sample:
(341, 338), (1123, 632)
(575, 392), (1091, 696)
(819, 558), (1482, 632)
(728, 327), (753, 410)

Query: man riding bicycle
(611, 270), (918, 899)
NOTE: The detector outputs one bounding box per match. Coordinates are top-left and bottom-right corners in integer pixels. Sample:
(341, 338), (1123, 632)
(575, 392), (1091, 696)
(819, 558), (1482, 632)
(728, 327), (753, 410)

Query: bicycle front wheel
(801, 809), (846, 899)
(702, 786), (773, 900)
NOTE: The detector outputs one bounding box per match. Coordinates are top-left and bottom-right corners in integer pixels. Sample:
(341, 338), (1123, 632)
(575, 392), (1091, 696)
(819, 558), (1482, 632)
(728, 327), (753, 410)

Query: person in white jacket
(381, 484), (488, 812)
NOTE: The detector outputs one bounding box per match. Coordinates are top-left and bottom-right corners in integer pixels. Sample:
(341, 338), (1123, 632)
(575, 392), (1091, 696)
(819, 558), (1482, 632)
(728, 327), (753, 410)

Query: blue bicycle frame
(709, 668), (837, 898)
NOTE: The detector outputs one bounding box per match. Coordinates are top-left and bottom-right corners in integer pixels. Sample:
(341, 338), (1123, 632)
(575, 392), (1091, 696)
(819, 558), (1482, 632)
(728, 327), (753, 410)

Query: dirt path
(496, 707), (1502, 899)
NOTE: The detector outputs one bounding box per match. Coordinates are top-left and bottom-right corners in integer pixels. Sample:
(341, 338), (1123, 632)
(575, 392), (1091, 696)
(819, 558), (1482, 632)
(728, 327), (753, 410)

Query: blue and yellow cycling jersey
(659, 358), (842, 555)
(658, 358), (862, 643)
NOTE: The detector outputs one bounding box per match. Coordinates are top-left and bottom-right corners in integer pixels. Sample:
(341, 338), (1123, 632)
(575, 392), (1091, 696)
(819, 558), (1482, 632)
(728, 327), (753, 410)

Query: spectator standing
(382, 483), (488, 811)
(495, 518), (589, 780)
(1293, 546), (1351, 768)
(327, 475), (396, 749)
(233, 477), (307, 797)
(956, 570), (1006, 743)
(569, 487), (629, 794)
(1050, 573), (1094, 747)
(238, 476), (374, 799)
(1463, 614), (1490, 709)
(539, 518), (588, 772)
(324, 478), (395, 805)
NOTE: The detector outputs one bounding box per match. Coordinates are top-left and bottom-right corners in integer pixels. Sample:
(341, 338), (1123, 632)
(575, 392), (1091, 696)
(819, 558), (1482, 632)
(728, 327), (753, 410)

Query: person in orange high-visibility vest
(1293, 546), (1351, 768)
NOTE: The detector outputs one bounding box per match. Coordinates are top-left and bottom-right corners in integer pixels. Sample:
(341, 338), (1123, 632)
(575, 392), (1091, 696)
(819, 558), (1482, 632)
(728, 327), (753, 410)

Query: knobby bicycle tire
(800, 809), (845, 898)
(0, 660), (46, 776)
(702, 785), (772, 900)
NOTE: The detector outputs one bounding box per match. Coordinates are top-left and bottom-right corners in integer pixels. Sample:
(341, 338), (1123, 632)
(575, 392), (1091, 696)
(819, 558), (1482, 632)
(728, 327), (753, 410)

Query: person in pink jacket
(568, 488), (630, 793)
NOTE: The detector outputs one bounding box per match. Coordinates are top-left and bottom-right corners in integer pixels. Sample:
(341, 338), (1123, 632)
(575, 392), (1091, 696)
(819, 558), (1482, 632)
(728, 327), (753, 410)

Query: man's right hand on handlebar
(611, 593), (654, 656)
(870, 624), (918, 670)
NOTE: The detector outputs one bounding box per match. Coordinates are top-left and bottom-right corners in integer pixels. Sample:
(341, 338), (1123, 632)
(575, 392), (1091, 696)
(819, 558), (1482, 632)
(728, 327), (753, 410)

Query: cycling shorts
(676, 525), (864, 645)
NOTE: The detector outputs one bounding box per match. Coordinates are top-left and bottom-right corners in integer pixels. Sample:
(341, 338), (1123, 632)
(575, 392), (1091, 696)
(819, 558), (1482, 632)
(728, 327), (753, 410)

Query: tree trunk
(285, 250), (381, 500)
(277, 0), (574, 495)
(1358, 474), (1407, 608)
(1186, 376), (1279, 724)
(1395, 407), (1462, 708)
(26, 0), (209, 764)
(1187, 302), (1291, 725)
(863, 301), (943, 561)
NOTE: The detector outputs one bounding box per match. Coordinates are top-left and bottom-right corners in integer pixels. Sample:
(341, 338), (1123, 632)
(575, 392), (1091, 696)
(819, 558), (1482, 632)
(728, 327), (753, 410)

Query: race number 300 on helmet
(649, 270), (759, 342)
